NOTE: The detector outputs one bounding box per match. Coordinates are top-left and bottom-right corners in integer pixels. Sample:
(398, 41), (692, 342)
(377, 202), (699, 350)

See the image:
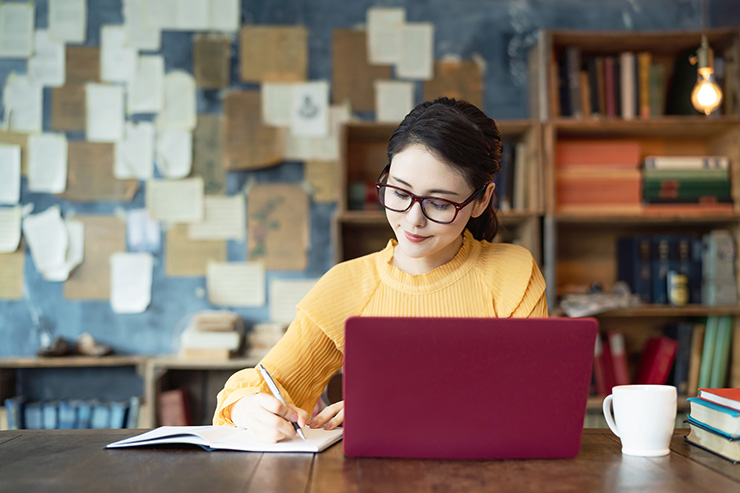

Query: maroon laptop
(343, 316), (598, 459)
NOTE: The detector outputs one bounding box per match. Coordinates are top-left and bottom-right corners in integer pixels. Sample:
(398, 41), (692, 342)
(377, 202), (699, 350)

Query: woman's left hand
(309, 400), (344, 430)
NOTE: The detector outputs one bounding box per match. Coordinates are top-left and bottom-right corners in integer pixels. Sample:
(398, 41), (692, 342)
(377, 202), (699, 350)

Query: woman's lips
(404, 231), (428, 243)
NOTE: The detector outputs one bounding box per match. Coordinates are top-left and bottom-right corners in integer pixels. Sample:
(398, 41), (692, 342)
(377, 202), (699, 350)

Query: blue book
(616, 236), (652, 303)
(687, 397), (740, 437)
(57, 401), (78, 430)
(91, 401), (111, 429)
(109, 401), (128, 429)
(24, 402), (43, 430)
(76, 401), (93, 429)
(651, 235), (674, 304)
(689, 236), (703, 303)
(4, 397), (24, 430)
(126, 396), (141, 429)
(42, 401), (58, 430)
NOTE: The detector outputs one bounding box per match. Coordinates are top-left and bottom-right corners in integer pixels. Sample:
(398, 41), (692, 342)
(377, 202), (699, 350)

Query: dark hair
(386, 97), (503, 241)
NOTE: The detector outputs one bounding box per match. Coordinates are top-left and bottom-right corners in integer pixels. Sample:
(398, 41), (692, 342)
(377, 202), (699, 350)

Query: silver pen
(257, 364), (306, 440)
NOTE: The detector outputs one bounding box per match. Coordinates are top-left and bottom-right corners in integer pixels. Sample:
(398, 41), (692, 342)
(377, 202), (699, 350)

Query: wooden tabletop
(0, 429), (738, 492)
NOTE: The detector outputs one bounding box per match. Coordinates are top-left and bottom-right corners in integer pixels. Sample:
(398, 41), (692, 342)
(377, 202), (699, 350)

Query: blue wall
(0, 0), (736, 359)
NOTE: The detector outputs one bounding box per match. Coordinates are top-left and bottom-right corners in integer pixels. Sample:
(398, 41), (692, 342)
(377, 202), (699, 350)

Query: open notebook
(106, 425), (343, 453)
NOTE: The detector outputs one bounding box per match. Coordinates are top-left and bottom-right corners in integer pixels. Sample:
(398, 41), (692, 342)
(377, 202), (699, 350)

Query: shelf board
(148, 356), (262, 371)
(0, 355), (148, 369)
(554, 211), (740, 224)
(549, 116), (740, 138)
(587, 395), (690, 411)
(594, 305), (740, 317)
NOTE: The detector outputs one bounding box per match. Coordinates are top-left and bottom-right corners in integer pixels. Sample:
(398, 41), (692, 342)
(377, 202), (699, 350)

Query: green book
(642, 168), (729, 181)
(698, 316), (719, 389)
(709, 316), (734, 388)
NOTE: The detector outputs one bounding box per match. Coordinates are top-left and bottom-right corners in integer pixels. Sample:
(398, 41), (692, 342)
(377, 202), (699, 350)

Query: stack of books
(179, 311), (244, 360)
(3, 396), (140, 430)
(685, 388), (740, 463)
(247, 322), (288, 359)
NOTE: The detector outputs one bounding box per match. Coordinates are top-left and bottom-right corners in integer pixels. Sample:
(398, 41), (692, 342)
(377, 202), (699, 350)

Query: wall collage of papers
(0, 1), (483, 339)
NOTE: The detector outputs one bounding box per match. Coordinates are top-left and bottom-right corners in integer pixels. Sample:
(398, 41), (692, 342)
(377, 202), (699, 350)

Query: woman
(213, 98), (548, 442)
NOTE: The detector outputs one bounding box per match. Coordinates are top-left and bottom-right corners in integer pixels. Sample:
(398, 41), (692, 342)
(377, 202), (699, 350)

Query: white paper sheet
(176, 0), (210, 30)
(262, 83), (294, 127)
(127, 209), (161, 253)
(86, 83), (125, 142)
(28, 133), (68, 193)
(157, 71), (196, 131)
(269, 278), (318, 323)
(0, 144), (21, 205)
(146, 177), (204, 223)
(144, 0), (178, 29)
(115, 122), (155, 179)
(21, 206), (68, 277)
(48, 0), (86, 44)
(0, 3), (34, 58)
(210, 0), (240, 32)
(110, 252), (153, 313)
(156, 129), (192, 178)
(28, 30), (65, 87)
(128, 55), (164, 114)
(188, 195), (245, 240)
(123, 0), (161, 51)
(396, 23), (434, 80)
(207, 261), (265, 307)
(311, 104), (351, 161)
(0, 205), (21, 253)
(3, 74), (43, 133)
(374, 80), (414, 123)
(291, 81), (329, 138)
(367, 7), (405, 65)
(43, 219), (84, 282)
(101, 25), (137, 83)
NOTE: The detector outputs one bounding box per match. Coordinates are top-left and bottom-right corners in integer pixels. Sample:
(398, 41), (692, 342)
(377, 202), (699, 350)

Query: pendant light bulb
(690, 35), (723, 115)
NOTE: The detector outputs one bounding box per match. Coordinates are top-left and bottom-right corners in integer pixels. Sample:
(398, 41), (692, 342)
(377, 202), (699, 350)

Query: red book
(158, 389), (191, 426)
(555, 140), (642, 168)
(601, 336), (618, 393)
(635, 337), (678, 384)
(608, 331), (631, 386)
(593, 336), (616, 396)
(698, 388), (740, 411)
(604, 56), (616, 118)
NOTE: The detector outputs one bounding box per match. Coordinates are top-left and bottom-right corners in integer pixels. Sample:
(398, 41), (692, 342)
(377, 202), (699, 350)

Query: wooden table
(0, 429), (738, 492)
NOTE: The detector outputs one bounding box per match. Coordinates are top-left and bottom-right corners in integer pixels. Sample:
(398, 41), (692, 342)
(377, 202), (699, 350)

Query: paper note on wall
(66, 46), (100, 84)
(158, 71), (197, 131)
(269, 278), (319, 323)
(367, 7), (405, 65)
(194, 34), (230, 89)
(155, 130), (193, 179)
(115, 122), (155, 179)
(0, 206), (21, 253)
(0, 144), (21, 205)
(51, 85), (86, 131)
(49, 0), (87, 44)
(166, 223), (225, 277)
(21, 206), (74, 281)
(239, 26), (308, 83)
(100, 25), (137, 83)
(396, 23), (434, 80)
(43, 220), (85, 282)
(375, 81), (414, 123)
(0, 3), (34, 58)
(28, 133), (68, 193)
(193, 114), (226, 194)
(207, 261), (266, 307)
(261, 83), (293, 127)
(146, 177), (204, 223)
(65, 215), (126, 300)
(210, 0), (240, 32)
(223, 91), (285, 170)
(0, 248), (24, 300)
(123, 0), (161, 51)
(28, 30), (66, 87)
(3, 74), (43, 133)
(424, 60), (483, 108)
(189, 195), (245, 240)
(247, 183), (309, 271)
(284, 105), (349, 161)
(305, 160), (339, 203)
(111, 252), (153, 313)
(127, 209), (161, 254)
(128, 55), (164, 114)
(62, 142), (139, 202)
(291, 81), (329, 138)
(0, 132), (28, 176)
(332, 28), (392, 113)
(86, 83), (125, 142)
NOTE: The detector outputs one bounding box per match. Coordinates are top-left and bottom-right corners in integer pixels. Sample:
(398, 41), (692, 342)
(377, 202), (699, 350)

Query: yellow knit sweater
(213, 230), (548, 425)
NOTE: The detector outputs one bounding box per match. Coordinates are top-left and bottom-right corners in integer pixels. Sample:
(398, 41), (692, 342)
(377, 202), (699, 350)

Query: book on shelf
(684, 417), (740, 463)
(698, 388), (740, 412)
(709, 316), (733, 388)
(4, 396), (24, 430)
(24, 402), (43, 430)
(42, 401), (58, 430)
(607, 331), (630, 386)
(687, 397), (740, 436)
(702, 231), (739, 307)
(698, 316), (720, 389)
(91, 400), (111, 429)
(106, 425), (344, 453)
(159, 388), (191, 426)
(58, 400), (78, 429)
(179, 310), (244, 360)
(619, 51), (636, 120)
(687, 322), (706, 396)
(637, 51), (651, 118)
(555, 168), (642, 211)
(616, 236), (652, 303)
(665, 322), (694, 396)
(555, 140), (642, 168)
(604, 56), (617, 118)
(593, 335), (616, 396)
(565, 46), (582, 118)
(650, 235), (672, 305)
(126, 396), (141, 429)
(647, 62), (666, 117)
(643, 156), (729, 170)
(77, 400), (93, 429)
(635, 336), (678, 385)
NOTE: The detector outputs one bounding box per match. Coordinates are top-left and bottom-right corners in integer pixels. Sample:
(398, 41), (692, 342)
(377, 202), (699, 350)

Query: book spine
(709, 316), (733, 388)
(648, 62), (666, 117)
(593, 336), (609, 396)
(643, 337), (678, 384)
(638, 52), (651, 118)
(643, 156), (730, 169)
(651, 235), (672, 304)
(604, 56), (616, 117)
(668, 322), (694, 395)
(620, 51), (635, 120)
(608, 331), (630, 386)
(687, 323), (706, 395)
(3, 397), (24, 430)
(698, 316), (719, 389)
(566, 46), (582, 118)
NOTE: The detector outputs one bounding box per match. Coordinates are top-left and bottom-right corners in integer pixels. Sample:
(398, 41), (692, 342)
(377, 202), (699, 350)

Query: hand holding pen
(257, 364), (306, 440)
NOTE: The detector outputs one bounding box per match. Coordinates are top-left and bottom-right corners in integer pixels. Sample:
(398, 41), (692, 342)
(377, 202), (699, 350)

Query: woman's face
(384, 144), (493, 275)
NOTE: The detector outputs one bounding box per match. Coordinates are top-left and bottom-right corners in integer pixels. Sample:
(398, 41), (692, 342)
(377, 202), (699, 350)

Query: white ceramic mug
(602, 385), (677, 457)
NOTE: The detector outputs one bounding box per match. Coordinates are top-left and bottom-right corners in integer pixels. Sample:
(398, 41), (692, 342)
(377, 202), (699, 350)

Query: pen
(257, 364), (306, 440)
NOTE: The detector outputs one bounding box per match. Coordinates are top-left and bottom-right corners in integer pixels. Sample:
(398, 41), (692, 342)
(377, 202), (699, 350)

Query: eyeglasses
(375, 165), (489, 224)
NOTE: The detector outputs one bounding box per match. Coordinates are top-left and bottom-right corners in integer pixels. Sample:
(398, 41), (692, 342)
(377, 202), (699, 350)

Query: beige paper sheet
(61, 141), (139, 202)
(332, 29), (392, 112)
(0, 131), (28, 176)
(66, 46), (100, 84)
(0, 248), (24, 300)
(65, 215), (126, 300)
(223, 91), (284, 170)
(239, 26), (307, 83)
(51, 84), (85, 131)
(165, 223), (226, 277)
(193, 34), (230, 89)
(304, 160), (338, 203)
(423, 60), (483, 108)
(193, 114), (225, 194)
(247, 183), (308, 270)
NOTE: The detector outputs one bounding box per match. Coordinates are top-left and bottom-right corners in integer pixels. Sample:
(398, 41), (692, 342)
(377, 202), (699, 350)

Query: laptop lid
(343, 316), (598, 460)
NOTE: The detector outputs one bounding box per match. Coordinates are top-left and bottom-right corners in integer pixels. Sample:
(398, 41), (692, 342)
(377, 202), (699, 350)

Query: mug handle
(602, 394), (620, 437)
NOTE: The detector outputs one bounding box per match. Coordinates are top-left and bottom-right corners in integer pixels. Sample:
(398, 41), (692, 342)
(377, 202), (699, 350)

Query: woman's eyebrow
(390, 175), (460, 196)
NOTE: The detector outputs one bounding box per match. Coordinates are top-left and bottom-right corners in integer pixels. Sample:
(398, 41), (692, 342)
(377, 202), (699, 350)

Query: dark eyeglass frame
(374, 164), (489, 224)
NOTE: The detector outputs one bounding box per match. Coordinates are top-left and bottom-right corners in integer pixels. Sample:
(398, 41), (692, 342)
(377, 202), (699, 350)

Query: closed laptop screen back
(343, 317), (598, 459)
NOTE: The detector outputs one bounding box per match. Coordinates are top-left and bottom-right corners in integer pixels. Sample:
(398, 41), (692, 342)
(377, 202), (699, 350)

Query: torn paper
(3, 74), (43, 133)
(115, 121), (155, 179)
(158, 71), (196, 131)
(101, 25), (137, 83)
(156, 129), (192, 179)
(111, 252), (153, 313)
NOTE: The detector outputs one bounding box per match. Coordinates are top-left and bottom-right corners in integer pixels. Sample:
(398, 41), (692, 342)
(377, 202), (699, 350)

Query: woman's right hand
(231, 393), (309, 443)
